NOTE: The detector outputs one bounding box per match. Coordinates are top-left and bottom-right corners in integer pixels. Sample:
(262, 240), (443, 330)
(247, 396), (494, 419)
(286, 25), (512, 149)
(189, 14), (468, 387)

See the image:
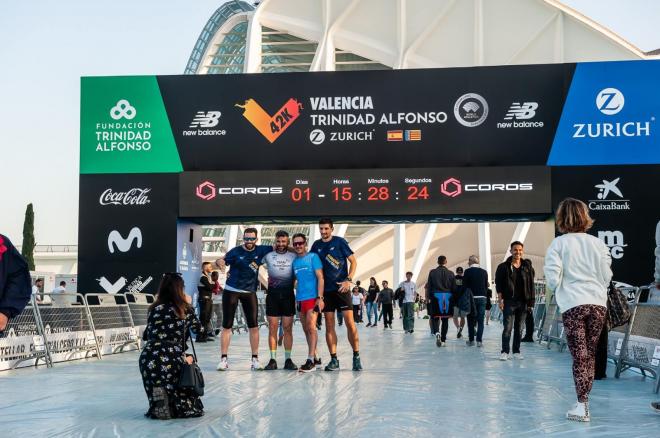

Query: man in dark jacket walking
(0, 234), (32, 333)
(464, 255), (489, 347)
(495, 241), (535, 360)
(426, 255), (455, 347)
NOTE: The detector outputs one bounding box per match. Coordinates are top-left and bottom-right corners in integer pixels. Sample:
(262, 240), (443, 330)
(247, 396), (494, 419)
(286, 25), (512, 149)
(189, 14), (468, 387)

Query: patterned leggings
(562, 304), (607, 402)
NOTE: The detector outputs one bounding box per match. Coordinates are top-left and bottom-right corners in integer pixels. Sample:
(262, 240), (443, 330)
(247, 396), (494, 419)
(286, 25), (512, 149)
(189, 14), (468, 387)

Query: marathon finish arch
(78, 60), (660, 294)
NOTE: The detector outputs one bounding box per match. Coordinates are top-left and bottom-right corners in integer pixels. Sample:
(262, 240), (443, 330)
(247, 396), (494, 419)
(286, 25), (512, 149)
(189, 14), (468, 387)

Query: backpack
(431, 291), (453, 317)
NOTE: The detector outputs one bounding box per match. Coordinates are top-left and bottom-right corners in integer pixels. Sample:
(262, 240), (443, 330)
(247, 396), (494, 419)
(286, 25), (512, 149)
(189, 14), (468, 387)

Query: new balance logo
(189, 111), (221, 128)
(107, 227), (143, 253)
(504, 102), (538, 120)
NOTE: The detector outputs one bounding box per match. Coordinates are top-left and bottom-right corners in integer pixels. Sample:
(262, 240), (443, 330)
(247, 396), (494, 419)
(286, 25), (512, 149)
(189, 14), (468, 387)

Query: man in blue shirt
(216, 227), (273, 371)
(291, 233), (324, 372)
(310, 218), (362, 371)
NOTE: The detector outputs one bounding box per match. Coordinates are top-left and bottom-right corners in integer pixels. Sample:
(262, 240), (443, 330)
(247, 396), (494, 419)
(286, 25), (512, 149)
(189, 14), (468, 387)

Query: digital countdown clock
(179, 166), (551, 218)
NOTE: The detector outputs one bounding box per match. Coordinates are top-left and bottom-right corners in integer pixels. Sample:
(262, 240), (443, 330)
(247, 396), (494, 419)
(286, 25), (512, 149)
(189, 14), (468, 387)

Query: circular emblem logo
(596, 88), (625, 115)
(309, 129), (326, 145)
(454, 93), (488, 127)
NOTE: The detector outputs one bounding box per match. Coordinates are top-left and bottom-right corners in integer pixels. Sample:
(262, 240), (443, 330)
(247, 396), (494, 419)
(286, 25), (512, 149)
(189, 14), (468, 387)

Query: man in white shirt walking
(398, 271), (417, 333)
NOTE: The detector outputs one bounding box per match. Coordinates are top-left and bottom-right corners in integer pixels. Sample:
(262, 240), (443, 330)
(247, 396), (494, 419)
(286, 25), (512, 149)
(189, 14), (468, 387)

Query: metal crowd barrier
(84, 294), (139, 354)
(125, 293), (155, 340)
(614, 286), (660, 393)
(538, 295), (566, 350)
(257, 296), (268, 328)
(37, 293), (101, 362)
(607, 286), (639, 364)
(0, 296), (50, 370)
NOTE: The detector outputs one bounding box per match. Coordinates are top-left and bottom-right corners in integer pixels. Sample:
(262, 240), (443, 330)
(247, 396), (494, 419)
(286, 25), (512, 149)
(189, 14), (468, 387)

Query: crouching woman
(139, 273), (205, 419)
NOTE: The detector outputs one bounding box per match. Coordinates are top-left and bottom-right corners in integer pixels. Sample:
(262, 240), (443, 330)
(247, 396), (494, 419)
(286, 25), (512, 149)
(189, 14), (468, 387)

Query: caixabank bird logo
(235, 98), (302, 143)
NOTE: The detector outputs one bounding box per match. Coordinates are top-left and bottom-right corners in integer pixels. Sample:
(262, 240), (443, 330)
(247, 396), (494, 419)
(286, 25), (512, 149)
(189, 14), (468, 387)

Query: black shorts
(323, 290), (352, 313)
(222, 290), (258, 329)
(266, 288), (295, 317)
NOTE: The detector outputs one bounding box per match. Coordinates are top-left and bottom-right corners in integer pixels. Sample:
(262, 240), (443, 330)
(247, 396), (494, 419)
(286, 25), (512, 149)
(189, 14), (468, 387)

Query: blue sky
(0, 0), (657, 246)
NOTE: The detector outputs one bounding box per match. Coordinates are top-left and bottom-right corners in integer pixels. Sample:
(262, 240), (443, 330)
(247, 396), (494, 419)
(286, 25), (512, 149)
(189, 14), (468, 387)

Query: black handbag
(178, 327), (204, 396)
(607, 282), (631, 328)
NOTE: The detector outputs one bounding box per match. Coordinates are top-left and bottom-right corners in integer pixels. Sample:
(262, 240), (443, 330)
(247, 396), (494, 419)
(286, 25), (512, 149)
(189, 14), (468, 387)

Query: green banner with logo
(80, 76), (182, 174)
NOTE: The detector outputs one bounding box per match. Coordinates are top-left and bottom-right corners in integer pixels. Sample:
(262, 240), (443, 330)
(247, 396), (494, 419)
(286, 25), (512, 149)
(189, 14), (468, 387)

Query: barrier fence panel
(257, 297), (268, 328)
(539, 295), (566, 350)
(36, 293), (102, 363)
(0, 296), (50, 370)
(125, 293), (155, 341)
(615, 287), (660, 393)
(84, 294), (139, 355)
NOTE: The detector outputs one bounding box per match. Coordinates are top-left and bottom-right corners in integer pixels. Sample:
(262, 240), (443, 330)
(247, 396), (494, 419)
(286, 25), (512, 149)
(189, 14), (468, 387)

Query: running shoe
(466, 340), (475, 346)
(499, 353), (509, 361)
(277, 336), (284, 346)
(435, 333), (442, 347)
(299, 359), (315, 373)
(477, 342), (483, 348)
(352, 355), (363, 371)
(284, 358), (298, 371)
(217, 357), (229, 371)
(251, 357), (262, 371)
(521, 337), (534, 343)
(324, 357), (340, 371)
(410, 329), (414, 333)
(566, 402), (590, 422)
(512, 353), (524, 360)
(366, 323), (372, 327)
(264, 358), (278, 370)
(314, 357), (322, 366)
(651, 401), (660, 413)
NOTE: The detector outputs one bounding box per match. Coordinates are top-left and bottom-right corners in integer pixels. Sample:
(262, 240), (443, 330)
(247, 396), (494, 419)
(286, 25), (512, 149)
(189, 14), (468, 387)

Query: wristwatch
(317, 296), (324, 301)
(345, 277), (352, 282)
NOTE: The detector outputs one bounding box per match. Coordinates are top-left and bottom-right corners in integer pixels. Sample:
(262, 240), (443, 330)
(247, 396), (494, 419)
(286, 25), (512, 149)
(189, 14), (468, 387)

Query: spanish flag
(387, 130), (403, 141)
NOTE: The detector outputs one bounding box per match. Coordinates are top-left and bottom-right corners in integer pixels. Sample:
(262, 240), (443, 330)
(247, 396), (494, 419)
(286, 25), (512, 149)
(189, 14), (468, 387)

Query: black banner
(158, 64), (573, 171)
(77, 174), (179, 294)
(179, 166), (551, 219)
(551, 165), (660, 286)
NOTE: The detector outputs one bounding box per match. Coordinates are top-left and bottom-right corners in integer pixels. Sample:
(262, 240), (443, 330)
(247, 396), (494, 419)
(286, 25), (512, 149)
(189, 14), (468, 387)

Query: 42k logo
(236, 98), (302, 143)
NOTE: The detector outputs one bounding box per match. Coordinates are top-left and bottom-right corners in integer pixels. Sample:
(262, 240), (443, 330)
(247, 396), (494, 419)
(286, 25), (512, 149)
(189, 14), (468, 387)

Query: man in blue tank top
(310, 218), (362, 371)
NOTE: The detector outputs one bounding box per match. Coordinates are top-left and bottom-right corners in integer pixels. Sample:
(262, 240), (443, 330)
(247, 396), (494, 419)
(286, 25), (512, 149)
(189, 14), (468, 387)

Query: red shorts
(298, 298), (316, 313)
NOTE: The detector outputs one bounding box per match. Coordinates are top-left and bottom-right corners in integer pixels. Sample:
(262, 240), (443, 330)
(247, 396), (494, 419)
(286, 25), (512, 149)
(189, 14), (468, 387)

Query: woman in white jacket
(544, 198), (612, 422)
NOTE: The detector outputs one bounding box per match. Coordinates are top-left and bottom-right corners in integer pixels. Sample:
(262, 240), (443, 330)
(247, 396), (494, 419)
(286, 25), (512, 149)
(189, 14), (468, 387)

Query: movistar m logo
(107, 227), (143, 253)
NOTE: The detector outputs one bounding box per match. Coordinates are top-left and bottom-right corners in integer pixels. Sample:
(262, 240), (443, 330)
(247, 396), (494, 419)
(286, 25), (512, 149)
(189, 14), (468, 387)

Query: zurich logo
(596, 88), (624, 115)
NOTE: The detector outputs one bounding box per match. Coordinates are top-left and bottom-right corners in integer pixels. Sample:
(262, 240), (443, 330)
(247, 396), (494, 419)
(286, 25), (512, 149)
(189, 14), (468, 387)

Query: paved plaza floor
(2, 316), (658, 437)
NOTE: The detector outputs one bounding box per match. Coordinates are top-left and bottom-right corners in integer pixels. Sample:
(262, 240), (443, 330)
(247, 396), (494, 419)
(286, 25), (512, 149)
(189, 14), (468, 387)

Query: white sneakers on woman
(566, 401), (590, 422)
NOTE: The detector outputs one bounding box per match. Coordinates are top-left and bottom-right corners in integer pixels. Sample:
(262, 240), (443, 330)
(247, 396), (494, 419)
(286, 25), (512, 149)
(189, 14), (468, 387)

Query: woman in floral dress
(139, 273), (204, 419)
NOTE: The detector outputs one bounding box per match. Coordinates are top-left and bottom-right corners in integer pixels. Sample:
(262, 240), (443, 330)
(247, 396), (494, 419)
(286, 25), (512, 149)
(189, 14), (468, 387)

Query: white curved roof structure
(188, 0), (654, 76)
(188, 0), (652, 285)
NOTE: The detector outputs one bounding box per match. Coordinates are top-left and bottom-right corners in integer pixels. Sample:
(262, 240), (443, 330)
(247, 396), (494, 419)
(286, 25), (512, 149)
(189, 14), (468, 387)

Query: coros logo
(196, 181), (216, 201)
(596, 88), (624, 115)
(454, 93), (488, 127)
(440, 178), (462, 197)
(110, 99), (136, 120)
(440, 177), (533, 197)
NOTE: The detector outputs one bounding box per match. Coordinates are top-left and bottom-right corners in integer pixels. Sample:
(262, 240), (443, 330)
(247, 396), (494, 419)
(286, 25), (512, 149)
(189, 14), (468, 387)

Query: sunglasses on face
(243, 237), (257, 241)
(293, 241), (306, 247)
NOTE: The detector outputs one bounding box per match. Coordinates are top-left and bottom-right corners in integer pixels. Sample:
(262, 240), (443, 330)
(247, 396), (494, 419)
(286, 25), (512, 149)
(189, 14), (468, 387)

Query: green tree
(22, 203), (36, 271)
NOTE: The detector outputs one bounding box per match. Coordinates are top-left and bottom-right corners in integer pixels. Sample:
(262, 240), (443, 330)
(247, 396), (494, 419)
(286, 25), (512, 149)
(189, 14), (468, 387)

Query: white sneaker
(435, 333), (442, 347)
(499, 353), (509, 361)
(251, 357), (262, 371)
(566, 402), (590, 422)
(477, 342), (483, 348)
(217, 357), (228, 371)
(512, 353), (524, 360)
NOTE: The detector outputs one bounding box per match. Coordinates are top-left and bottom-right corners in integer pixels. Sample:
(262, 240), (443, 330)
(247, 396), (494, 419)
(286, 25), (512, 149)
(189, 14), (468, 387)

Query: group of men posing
(425, 241), (536, 359)
(197, 218), (362, 372)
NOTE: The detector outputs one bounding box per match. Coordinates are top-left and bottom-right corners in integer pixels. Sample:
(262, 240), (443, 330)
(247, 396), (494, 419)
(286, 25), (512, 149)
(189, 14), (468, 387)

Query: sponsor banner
(180, 166), (551, 218)
(176, 221), (203, 298)
(80, 76), (183, 174)
(549, 60), (660, 165)
(78, 173), (178, 294)
(156, 64), (571, 170)
(94, 327), (140, 355)
(551, 165), (660, 286)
